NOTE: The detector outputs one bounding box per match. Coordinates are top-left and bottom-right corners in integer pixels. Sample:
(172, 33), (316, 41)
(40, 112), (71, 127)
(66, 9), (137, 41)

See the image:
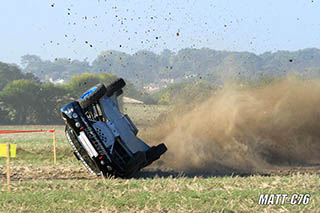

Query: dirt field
(1, 163), (320, 183)
(0, 101), (320, 212)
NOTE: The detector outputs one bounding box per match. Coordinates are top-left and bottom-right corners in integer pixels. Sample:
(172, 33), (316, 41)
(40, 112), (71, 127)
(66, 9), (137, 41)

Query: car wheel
(65, 125), (101, 175)
(105, 78), (126, 97)
(145, 143), (167, 165)
(79, 83), (107, 109)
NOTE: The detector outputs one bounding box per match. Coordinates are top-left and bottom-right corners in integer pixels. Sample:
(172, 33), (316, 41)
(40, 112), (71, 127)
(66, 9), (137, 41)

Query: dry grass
(0, 174), (319, 212)
(0, 103), (320, 212)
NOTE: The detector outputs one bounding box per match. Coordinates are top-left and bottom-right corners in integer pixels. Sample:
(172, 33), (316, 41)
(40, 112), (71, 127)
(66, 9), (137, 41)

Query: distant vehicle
(60, 78), (167, 178)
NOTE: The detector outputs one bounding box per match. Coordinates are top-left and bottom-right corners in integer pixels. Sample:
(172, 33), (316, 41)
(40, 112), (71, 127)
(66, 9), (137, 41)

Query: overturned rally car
(61, 78), (167, 178)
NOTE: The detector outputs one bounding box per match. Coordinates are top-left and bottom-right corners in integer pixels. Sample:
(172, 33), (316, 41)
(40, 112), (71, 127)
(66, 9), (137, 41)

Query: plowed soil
(1, 164), (319, 182)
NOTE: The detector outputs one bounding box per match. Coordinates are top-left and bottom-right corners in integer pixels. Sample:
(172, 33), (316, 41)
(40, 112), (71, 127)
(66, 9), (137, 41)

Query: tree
(67, 73), (101, 98)
(0, 80), (42, 124)
(0, 107), (10, 124)
(21, 54), (91, 81)
(0, 80), (70, 124)
(92, 50), (138, 81)
(35, 83), (69, 124)
(0, 61), (38, 90)
(99, 73), (118, 86)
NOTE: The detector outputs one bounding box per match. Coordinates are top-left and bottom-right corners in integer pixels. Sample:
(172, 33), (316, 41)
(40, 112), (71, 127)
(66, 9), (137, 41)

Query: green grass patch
(0, 175), (319, 212)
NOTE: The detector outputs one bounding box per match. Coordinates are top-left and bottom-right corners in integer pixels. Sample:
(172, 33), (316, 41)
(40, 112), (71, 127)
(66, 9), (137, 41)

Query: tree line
(21, 48), (320, 87)
(0, 62), (153, 125)
(2, 47), (320, 124)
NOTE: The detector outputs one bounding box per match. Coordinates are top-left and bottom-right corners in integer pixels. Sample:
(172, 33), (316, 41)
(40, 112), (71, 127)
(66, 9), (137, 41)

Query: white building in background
(143, 78), (175, 93)
(49, 78), (65, 84)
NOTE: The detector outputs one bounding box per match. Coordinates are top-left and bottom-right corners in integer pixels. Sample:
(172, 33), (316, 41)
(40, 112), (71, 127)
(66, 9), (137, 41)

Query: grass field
(1, 174), (319, 212)
(0, 104), (319, 212)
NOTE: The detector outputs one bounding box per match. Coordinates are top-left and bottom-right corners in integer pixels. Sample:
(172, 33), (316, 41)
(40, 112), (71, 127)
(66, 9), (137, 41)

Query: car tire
(145, 143), (167, 164)
(105, 78), (126, 97)
(65, 125), (101, 175)
(79, 83), (107, 109)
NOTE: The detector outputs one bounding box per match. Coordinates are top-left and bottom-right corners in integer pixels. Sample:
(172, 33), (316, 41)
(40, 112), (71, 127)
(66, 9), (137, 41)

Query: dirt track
(262, 164), (320, 176)
(0, 165), (97, 182)
(1, 164), (319, 182)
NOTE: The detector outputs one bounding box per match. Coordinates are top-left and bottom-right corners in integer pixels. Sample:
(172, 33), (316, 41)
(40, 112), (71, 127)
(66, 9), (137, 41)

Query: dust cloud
(146, 76), (320, 174)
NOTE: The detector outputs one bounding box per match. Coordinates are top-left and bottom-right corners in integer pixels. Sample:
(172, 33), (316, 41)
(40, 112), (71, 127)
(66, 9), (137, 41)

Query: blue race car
(61, 78), (167, 178)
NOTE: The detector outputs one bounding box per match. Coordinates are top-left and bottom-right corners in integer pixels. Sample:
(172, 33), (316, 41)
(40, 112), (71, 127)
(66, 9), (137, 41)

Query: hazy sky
(1, 0), (320, 64)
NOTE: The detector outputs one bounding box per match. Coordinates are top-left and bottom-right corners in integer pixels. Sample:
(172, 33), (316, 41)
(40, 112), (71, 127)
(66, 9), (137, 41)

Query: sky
(1, 0), (320, 65)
